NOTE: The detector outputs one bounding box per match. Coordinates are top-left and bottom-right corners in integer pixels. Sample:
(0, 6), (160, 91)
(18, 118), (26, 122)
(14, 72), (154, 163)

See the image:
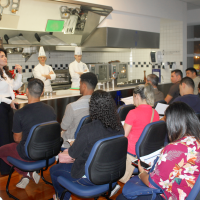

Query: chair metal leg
(41, 169), (53, 186)
(6, 166), (19, 200)
(60, 189), (68, 200)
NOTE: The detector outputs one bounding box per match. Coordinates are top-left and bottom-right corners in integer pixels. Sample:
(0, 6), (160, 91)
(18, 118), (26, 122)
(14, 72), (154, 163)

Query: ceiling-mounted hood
(0, 1), (113, 47)
(82, 27), (160, 49)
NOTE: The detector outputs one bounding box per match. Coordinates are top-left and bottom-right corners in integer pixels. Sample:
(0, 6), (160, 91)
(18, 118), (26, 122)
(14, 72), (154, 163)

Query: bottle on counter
(144, 70), (147, 82)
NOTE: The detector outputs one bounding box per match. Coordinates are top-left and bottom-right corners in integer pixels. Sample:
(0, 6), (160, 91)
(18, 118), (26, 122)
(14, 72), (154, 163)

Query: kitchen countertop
(14, 85), (141, 104)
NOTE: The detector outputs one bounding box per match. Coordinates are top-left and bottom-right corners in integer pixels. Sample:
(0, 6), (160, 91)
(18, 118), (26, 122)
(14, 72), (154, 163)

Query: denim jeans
(50, 163), (95, 200)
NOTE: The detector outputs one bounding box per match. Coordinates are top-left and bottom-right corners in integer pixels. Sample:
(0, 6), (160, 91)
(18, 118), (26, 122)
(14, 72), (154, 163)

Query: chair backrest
(85, 135), (127, 185)
(25, 121), (63, 160)
(136, 121), (167, 158)
(187, 175), (200, 199)
(117, 104), (135, 121)
(74, 115), (92, 138)
(154, 100), (167, 108)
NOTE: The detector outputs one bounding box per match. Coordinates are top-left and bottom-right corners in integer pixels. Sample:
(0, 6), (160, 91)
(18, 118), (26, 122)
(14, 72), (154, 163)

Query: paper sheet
(121, 96), (134, 105)
(140, 148), (163, 167)
(155, 103), (169, 115)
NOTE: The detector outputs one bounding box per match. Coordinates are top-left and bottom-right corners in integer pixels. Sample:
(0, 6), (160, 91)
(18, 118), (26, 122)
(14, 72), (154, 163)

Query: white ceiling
(178, 0), (200, 10)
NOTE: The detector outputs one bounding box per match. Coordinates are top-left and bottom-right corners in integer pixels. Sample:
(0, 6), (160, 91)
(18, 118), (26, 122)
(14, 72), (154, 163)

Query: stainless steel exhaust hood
(1, 1), (113, 47)
(82, 27), (160, 49)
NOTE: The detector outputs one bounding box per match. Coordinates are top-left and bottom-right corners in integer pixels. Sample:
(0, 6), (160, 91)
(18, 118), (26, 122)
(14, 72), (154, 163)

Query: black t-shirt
(68, 119), (125, 179)
(13, 102), (56, 160)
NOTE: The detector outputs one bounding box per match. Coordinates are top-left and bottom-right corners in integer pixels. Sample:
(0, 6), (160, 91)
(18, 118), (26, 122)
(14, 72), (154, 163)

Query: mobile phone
(132, 159), (151, 170)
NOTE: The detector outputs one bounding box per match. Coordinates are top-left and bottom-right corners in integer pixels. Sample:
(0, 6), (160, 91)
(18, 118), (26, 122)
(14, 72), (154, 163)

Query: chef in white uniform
(69, 47), (89, 88)
(33, 46), (56, 91)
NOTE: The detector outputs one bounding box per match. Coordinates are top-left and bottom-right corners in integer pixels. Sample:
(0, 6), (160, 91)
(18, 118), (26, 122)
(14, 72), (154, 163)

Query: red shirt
(125, 104), (159, 155)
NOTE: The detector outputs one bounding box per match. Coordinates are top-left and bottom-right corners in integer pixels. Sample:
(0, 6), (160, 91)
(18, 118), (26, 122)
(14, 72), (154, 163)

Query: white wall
(187, 8), (200, 25)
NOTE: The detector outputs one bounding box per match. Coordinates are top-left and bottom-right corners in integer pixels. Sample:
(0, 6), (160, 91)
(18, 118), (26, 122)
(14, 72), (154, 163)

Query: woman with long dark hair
(50, 90), (124, 200)
(0, 48), (22, 175)
(118, 102), (200, 200)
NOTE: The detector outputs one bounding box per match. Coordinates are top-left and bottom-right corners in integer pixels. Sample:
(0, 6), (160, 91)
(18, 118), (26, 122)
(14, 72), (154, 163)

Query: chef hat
(38, 46), (46, 57)
(74, 47), (82, 55)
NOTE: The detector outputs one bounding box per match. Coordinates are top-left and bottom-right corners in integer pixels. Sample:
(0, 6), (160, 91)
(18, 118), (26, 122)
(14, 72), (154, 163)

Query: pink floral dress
(150, 136), (200, 200)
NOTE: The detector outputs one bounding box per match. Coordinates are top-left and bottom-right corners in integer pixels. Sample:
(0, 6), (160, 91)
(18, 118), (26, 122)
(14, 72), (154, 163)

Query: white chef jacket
(0, 70), (22, 104)
(33, 63), (56, 92)
(69, 60), (89, 88)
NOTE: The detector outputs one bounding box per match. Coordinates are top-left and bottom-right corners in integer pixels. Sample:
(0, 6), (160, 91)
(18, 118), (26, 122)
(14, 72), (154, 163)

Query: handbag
(122, 175), (167, 200)
(58, 149), (75, 163)
(119, 108), (155, 184)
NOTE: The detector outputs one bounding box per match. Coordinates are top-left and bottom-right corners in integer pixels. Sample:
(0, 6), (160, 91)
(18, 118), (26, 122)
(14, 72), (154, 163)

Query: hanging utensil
(0, 0), (10, 20)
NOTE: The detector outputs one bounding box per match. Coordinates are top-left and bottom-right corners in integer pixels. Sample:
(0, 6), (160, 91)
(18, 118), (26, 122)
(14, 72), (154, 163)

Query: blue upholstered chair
(6, 121), (63, 200)
(132, 121), (167, 175)
(61, 115), (91, 152)
(57, 135), (128, 200)
(136, 121), (167, 159)
(74, 115), (91, 138)
(117, 104), (135, 121)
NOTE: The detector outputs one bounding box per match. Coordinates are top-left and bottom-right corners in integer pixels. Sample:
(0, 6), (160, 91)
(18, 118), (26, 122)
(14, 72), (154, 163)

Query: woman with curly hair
(0, 48), (22, 175)
(50, 90), (124, 200)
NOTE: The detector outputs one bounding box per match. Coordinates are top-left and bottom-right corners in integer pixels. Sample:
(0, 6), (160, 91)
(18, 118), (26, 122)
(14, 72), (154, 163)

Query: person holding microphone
(0, 48), (22, 175)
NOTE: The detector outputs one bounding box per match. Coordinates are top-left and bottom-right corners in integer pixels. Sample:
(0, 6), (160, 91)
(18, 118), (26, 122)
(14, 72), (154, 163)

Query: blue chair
(6, 121), (63, 200)
(74, 115), (91, 138)
(61, 115), (91, 151)
(57, 135), (128, 200)
(132, 121), (167, 175)
(117, 104), (135, 121)
(136, 121), (167, 159)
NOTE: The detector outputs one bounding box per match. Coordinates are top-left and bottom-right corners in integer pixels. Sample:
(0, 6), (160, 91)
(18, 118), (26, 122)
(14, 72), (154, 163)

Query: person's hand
(70, 141), (74, 146)
(49, 71), (54, 75)
(75, 71), (83, 76)
(10, 101), (17, 110)
(160, 115), (166, 122)
(15, 64), (22, 74)
(138, 160), (145, 173)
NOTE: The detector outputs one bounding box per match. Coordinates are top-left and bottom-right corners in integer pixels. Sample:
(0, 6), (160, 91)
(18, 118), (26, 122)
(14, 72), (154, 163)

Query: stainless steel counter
(14, 83), (172, 123)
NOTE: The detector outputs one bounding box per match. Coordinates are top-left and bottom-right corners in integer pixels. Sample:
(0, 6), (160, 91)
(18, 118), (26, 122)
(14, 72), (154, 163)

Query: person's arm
(48, 66), (56, 80)
(164, 95), (173, 104)
(83, 64), (89, 72)
(61, 105), (73, 134)
(12, 64), (23, 90)
(69, 63), (79, 79)
(33, 66), (46, 82)
(68, 125), (88, 159)
(138, 160), (149, 186)
(124, 123), (132, 137)
(13, 132), (22, 143)
(12, 112), (22, 142)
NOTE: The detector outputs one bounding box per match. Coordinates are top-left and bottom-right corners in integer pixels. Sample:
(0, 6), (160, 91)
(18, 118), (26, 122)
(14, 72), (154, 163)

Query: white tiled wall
(7, 19), (184, 84)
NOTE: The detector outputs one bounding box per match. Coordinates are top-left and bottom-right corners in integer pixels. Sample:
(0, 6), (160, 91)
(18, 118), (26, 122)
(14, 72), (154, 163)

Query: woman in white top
(0, 48), (22, 175)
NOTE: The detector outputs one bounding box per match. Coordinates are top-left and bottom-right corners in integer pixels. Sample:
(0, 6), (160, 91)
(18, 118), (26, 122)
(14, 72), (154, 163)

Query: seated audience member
(124, 83), (159, 156)
(186, 67), (200, 95)
(164, 69), (182, 104)
(120, 83), (159, 183)
(50, 90), (124, 200)
(146, 74), (164, 102)
(172, 77), (200, 113)
(61, 72), (97, 148)
(117, 102), (200, 200)
(0, 78), (56, 189)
